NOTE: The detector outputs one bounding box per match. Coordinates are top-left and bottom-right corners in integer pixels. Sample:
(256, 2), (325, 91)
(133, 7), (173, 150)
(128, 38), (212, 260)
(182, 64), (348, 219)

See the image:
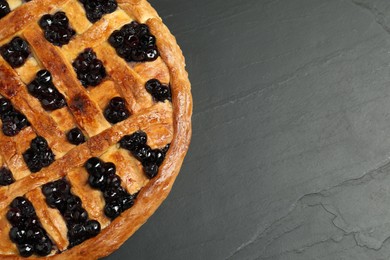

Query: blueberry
(136, 24), (149, 35)
(145, 48), (159, 61)
(53, 12), (68, 26)
(41, 178), (100, 247)
(143, 163), (159, 179)
(88, 173), (106, 189)
(69, 223), (86, 239)
(11, 197), (29, 209)
(84, 158), (134, 219)
(108, 30), (124, 47)
(7, 196), (54, 257)
(119, 131), (147, 151)
(57, 179), (71, 194)
(10, 227), (27, 243)
(36, 70), (52, 84)
(153, 149), (165, 166)
(14, 113), (29, 129)
(35, 239), (52, 256)
(104, 97), (130, 124)
(108, 22), (159, 62)
(104, 201), (122, 219)
(45, 192), (65, 209)
(120, 194), (134, 211)
(6, 208), (23, 225)
(85, 220), (101, 237)
(72, 48), (106, 87)
(67, 127), (86, 145)
(25, 218), (38, 228)
(27, 70), (66, 111)
(0, 167), (14, 186)
(106, 174), (121, 188)
(0, 98), (12, 114)
(31, 136), (48, 151)
(130, 48), (146, 62)
(132, 145), (152, 161)
(104, 107), (130, 124)
(42, 183), (55, 196)
(39, 14), (53, 28)
(103, 187), (120, 201)
(104, 162), (116, 175)
(39, 12), (76, 46)
(141, 35), (155, 46)
(26, 227), (43, 242)
(66, 196), (81, 211)
(0, 37), (30, 68)
(23, 136), (55, 172)
(67, 208), (88, 223)
(145, 79), (172, 102)
(80, 0), (118, 23)
(85, 157), (105, 175)
(18, 243), (34, 257)
(109, 97), (126, 109)
(0, 0), (10, 19)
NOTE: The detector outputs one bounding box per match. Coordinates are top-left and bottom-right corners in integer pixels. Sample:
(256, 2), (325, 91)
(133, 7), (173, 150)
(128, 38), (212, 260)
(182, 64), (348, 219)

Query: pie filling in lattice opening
(0, 0), (176, 257)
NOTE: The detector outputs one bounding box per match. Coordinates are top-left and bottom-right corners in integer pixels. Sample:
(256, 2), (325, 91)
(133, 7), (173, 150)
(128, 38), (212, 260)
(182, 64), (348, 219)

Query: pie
(0, 0), (192, 258)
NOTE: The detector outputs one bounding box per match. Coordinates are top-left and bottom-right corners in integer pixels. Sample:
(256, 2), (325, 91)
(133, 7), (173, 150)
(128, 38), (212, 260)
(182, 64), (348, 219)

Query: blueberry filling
(84, 158), (137, 219)
(27, 70), (67, 111)
(0, 98), (30, 136)
(66, 127), (86, 145)
(7, 197), (54, 257)
(0, 37), (31, 68)
(79, 0), (117, 23)
(103, 97), (130, 124)
(108, 21), (159, 62)
(42, 178), (101, 248)
(145, 79), (172, 102)
(0, 166), (14, 186)
(72, 48), (106, 87)
(22, 136), (55, 173)
(0, 0), (10, 19)
(119, 131), (170, 179)
(39, 12), (76, 46)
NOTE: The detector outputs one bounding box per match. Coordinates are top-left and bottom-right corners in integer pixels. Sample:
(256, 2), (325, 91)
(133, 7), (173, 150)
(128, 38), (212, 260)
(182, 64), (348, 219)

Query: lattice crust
(0, 0), (192, 259)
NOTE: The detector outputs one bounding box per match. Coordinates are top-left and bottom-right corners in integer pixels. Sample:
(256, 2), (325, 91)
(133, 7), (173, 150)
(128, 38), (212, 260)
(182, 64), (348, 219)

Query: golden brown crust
(24, 25), (111, 137)
(0, 58), (74, 156)
(0, 0), (192, 259)
(0, 0), (69, 42)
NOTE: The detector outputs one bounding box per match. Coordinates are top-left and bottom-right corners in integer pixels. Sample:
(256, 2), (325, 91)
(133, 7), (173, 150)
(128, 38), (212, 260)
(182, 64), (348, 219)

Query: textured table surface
(105, 0), (390, 259)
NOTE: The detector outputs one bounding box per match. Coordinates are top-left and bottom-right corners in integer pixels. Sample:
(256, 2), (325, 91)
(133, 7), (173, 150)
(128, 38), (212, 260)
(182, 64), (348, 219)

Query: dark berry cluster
(72, 48), (106, 87)
(39, 12), (76, 46)
(79, 0), (117, 23)
(0, 166), (14, 186)
(42, 178), (101, 248)
(145, 79), (172, 102)
(7, 197), (53, 257)
(119, 131), (169, 179)
(0, 98), (30, 136)
(108, 21), (159, 62)
(85, 157), (137, 219)
(22, 136), (55, 173)
(0, 37), (31, 68)
(0, 0), (10, 19)
(66, 127), (86, 145)
(27, 70), (67, 111)
(103, 97), (130, 124)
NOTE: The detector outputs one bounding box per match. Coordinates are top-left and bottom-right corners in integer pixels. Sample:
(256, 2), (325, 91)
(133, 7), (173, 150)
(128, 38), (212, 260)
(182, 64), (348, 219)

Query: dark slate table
(106, 0), (390, 259)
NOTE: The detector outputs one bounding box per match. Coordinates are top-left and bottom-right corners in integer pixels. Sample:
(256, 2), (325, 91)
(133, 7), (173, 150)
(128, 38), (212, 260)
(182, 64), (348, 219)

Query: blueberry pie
(0, 0), (192, 258)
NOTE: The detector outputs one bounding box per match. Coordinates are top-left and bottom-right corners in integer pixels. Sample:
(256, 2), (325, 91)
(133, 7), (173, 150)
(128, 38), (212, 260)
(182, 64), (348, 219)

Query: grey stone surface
(106, 0), (390, 259)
